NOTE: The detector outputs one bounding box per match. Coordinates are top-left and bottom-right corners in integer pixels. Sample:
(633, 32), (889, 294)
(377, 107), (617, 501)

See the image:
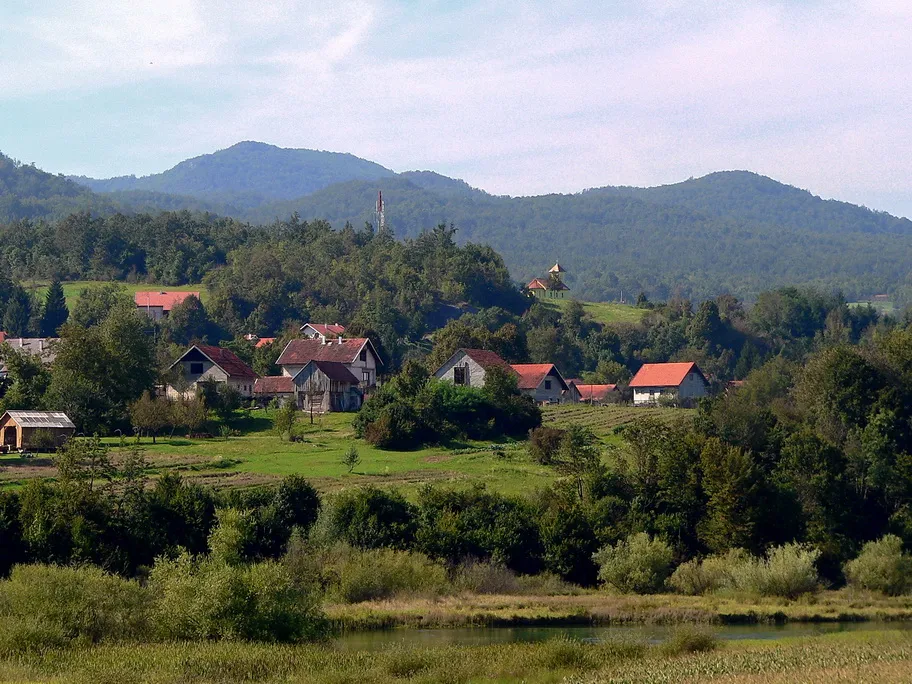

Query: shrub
(149, 553), (328, 642)
(669, 550), (749, 596)
(660, 626), (718, 656)
(593, 533), (674, 594)
(325, 487), (416, 550)
(452, 560), (521, 594)
(528, 426), (564, 465)
(844, 535), (912, 596)
(729, 543), (820, 598)
(0, 564), (150, 646)
(321, 545), (448, 603)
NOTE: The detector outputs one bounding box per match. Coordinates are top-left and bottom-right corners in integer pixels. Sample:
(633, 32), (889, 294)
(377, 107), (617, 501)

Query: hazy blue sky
(2, 1), (910, 217)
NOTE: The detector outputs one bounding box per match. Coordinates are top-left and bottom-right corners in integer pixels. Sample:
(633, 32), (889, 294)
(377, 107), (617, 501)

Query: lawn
(0, 404), (696, 496)
(540, 298), (646, 325)
(23, 280), (209, 309)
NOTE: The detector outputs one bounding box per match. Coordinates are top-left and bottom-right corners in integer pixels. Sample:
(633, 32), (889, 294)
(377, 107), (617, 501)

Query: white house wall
(434, 352), (489, 388)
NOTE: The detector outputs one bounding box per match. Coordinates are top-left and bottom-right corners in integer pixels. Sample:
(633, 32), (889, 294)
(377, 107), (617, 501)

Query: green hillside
(25, 280), (209, 310)
(71, 141), (396, 209)
(539, 298), (645, 325)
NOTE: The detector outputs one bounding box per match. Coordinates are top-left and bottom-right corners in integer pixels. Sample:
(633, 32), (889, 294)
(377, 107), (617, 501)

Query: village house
(300, 323), (346, 342)
(253, 361), (362, 413)
(276, 337), (382, 388)
(433, 349), (576, 404)
(572, 382), (619, 404)
(244, 334), (277, 348)
(134, 291), (200, 321)
(0, 411), (75, 452)
(629, 362), (708, 406)
(167, 344), (259, 399)
(527, 263), (570, 299)
(0, 334), (58, 377)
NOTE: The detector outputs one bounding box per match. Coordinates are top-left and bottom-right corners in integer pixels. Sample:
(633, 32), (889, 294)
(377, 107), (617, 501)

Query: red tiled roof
(510, 363), (568, 391)
(276, 338), (381, 366)
(254, 337), (276, 348)
(574, 384), (618, 400)
(629, 362), (703, 388)
(527, 278), (549, 290)
(134, 291), (200, 311)
(461, 349), (514, 371)
(305, 323), (346, 337)
(194, 345), (258, 379)
(254, 376), (294, 394)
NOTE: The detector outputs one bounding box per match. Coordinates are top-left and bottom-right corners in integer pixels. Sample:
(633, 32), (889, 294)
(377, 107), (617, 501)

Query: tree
(342, 445), (361, 473)
(273, 401), (297, 439)
(129, 391), (172, 443)
(698, 438), (762, 552)
(164, 295), (212, 345)
(2, 289), (31, 337)
(40, 280), (68, 336)
(0, 346), (51, 410)
(70, 284), (132, 328)
(555, 425), (601, 501)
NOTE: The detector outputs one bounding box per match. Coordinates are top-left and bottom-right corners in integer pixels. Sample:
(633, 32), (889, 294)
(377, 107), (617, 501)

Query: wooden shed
(292, 360), (362, 413)
(0, 411), (76, 452)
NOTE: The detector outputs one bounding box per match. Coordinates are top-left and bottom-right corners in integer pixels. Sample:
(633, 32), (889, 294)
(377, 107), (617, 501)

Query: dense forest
(5, 144), (912, 303)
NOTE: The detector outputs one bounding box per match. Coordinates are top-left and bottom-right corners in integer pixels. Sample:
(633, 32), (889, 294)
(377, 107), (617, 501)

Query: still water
(335, 621), (898, 651)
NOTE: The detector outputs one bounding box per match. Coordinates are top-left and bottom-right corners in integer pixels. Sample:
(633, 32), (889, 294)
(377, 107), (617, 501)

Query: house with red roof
(433, 349), (576, 403)
(135, 291), (201, 321)
(167, 344), (259, 399)
(433, 348), (515, 388)
(276, 337), (382, 388)
(526, 263), (570, 299)
(629, 362), (707, 406)
(300, 323), (346, 342)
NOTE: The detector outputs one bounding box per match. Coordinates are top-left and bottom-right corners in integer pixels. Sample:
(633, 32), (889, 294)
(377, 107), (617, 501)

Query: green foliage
(659, 626), (718, 656)
(528, 426), (564, 465)
(273, 401), (297, 439)
(324, 487), (416, 550)
(668, 550), (750, 595)
(593, 533), (675, 594)
(320, 545), (448, 603)
(341, 444), (361, 473)
(40, 280), (68, 336)
(0, 564), (149, 646)
(728, 543), (821, 598)
(844, 535), (912, 596)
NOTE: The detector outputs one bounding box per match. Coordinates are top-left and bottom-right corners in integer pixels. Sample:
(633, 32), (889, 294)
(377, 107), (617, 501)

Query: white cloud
(1, 0), (911, 217)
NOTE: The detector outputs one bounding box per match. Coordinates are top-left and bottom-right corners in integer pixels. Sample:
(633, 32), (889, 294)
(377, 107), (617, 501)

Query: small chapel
(527, 263), (570, 299)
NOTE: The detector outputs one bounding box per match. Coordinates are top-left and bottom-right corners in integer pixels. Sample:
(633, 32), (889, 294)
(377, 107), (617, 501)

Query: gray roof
(0, 338), (58, 375)
(3, 411), (75, 429)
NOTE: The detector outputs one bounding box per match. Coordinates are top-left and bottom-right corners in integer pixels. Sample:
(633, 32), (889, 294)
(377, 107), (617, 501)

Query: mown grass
(540, 298), (646, 325)
(0, 629), (908, 683)
(542, 404), (691, 446)
(23, 280), (209, 309)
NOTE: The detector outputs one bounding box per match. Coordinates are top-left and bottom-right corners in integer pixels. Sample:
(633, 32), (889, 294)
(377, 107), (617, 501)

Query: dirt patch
(422, 454), (453, 463)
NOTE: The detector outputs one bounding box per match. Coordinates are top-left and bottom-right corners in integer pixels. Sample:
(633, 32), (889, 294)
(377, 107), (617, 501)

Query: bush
(322, 545), (448, 603)
(729, 543), (820, 598)
(0, 564), (150, 646)
(149, 553), (328, 642)
(593, 533), (674, 594)
(844, 535), (912, 596)
(324, 487), (416, 550)
(669, 550), (749, 596)
(452, 560), (521, 594)
(528, 426), (564, 465)
(660, 626), (718, 656)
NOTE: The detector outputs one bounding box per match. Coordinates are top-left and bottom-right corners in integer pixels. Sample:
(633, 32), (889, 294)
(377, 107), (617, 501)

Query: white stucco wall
(434, 352), (489, 388)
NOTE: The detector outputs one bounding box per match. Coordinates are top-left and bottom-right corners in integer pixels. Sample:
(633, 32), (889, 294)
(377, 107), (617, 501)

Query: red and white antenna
(375, 190), (385, 232)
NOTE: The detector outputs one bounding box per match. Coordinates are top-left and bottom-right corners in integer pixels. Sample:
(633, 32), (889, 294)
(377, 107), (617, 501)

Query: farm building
(0, 411), (75, 452)
(167, 345), (259, 399)
(573, 383), (619, 404)
(254, 361), (362, 412)
(253, 376), (295, 405)
(0, 336), (58, 377)
(512, 363), (573, 403)
(434, 348), (515, 388)
(300, 323), (346, 341)
(629, 362), (708, 406)
(135, 291), (200, 320)
(276, 337), (382, 388)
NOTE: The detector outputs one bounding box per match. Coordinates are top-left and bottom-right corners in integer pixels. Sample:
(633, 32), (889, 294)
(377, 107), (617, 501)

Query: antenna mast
(375, 191), (386, 233)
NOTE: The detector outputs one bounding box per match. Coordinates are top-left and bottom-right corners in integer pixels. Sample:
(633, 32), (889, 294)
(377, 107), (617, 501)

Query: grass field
(0, 629), (909, 683)
(540, 298), (646, 325)
(23, 280), (209, 309)
(0, 405), (689, 496)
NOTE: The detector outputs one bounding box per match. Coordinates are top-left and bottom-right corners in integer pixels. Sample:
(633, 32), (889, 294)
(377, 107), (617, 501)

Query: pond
(335, 621), (901, 651)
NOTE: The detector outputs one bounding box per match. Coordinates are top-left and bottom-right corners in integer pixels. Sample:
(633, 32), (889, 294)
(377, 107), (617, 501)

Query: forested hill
(247, 172), (912, 303)
(8, 141), (912, 302)
(70, 141), (397, 210)
(0, 153), (117, 222)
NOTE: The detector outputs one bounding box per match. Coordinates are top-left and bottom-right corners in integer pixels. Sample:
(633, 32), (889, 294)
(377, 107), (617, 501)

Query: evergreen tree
(40, 280), (68, 336)
(1, 289), (31, 337)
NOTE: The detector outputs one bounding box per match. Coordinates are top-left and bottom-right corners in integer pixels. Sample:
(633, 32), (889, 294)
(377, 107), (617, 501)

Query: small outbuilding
(253, 375), (295, 406)
(293, 360), (362, 413)
(629, 362), (708, 406)
(0, 411), (75, 452)
(573, 383), (619, 404)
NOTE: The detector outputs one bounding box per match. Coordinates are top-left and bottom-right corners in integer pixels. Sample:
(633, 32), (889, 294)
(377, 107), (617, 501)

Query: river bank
(326, 590), (912, 631)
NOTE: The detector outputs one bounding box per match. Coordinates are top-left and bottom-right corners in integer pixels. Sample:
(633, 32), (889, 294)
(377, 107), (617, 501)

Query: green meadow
(23, 280), (209, 310)
(540, 298), (646, 325)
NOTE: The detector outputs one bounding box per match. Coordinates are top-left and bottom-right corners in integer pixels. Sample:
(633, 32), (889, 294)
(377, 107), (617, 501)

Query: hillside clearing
(540, 298), (646, 325)
(23, 280), (209, 309)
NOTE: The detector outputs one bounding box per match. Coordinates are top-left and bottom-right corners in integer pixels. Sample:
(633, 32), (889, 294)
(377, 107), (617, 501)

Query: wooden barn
(0, 411), (75, 452)
(293, 360), (362, 413)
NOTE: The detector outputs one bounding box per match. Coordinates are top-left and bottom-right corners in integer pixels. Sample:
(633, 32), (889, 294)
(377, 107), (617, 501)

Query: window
(544, 379), (552, 390)
(362, 369), (371, 384)
(359, 349), (367, 362)
(190, 362), (204, 375)
(453, 366), (467, 385)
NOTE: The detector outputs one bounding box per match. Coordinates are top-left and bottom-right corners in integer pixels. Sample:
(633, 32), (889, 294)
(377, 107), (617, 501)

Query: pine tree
(41, 280), (68, 336)
(1, 290), (31, 337)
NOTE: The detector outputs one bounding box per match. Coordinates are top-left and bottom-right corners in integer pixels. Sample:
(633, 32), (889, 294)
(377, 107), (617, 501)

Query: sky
(1, 0), (911, 217)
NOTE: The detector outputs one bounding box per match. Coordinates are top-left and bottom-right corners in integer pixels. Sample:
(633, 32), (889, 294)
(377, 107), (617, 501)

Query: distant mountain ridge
(6, 142), (912, 302)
